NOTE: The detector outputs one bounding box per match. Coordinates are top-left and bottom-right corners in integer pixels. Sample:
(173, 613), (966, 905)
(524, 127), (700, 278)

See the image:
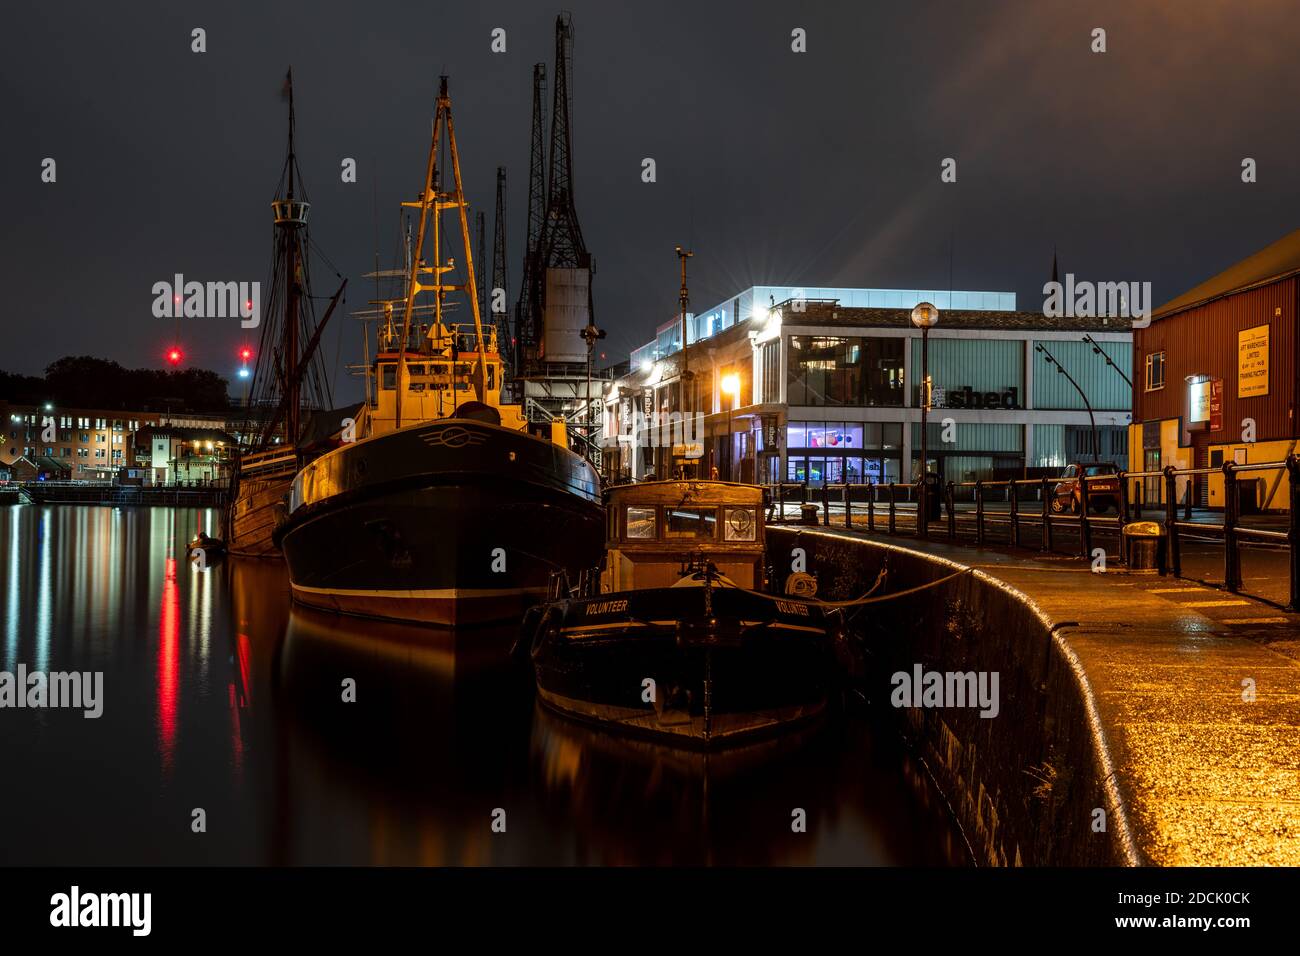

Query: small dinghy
(187, 532), (227, 562)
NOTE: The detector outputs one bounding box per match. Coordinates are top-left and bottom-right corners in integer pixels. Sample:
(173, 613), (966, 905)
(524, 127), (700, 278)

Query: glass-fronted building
(603, 287), (1132, 486)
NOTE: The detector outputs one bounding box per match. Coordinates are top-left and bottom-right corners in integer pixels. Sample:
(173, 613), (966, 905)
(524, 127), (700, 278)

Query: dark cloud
(4, 1), (1299, 401)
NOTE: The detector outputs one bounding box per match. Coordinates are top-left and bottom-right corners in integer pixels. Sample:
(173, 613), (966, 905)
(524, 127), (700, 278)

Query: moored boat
(225, 70), (347, 559)
(527, 480), (838, 749)
(274, 77), (604, 627)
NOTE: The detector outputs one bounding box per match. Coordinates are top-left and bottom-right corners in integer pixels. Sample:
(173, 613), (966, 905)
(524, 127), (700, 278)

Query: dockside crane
(515, 62), (547, 374)
(492, 166), (511, 387)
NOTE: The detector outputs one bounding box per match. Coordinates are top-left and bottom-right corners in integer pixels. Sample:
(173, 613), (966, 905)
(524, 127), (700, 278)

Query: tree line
(0, 357), (232, 413)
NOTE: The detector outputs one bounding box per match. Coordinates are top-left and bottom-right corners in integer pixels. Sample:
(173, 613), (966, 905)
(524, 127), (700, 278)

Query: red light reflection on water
(157, 556), (179, 773)
(229, 633), (252, 773)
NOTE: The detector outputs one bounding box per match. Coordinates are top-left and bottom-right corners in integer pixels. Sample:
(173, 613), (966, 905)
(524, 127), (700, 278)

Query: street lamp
(910, 302), (940, 537)
(1082, 333), (1132, 388)
(1036, 342), (1099, 463)
(721, 373), (740, 481)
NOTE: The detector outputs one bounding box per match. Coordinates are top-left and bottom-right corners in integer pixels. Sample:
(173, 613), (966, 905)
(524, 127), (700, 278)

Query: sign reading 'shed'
(1238, 324), (1269, 398)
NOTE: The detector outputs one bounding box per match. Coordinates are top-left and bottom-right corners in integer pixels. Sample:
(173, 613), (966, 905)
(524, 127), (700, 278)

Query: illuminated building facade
(604, 286), (1132, 485)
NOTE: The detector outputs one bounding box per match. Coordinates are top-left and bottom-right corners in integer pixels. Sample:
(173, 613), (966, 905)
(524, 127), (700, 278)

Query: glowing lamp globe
(910, 302), (940, 329)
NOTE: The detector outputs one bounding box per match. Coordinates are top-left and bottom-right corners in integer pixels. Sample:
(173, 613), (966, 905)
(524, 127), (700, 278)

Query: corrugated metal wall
(912, 338), (1023, 396)
(1134, 278), (1296, 441)
(1032, 340), (1131, 411)
(912, 421), (1023, 451)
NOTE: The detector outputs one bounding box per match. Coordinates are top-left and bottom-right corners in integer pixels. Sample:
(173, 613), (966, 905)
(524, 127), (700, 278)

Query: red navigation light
(166, 347), (184, 366)
(239, 347), (253, 362)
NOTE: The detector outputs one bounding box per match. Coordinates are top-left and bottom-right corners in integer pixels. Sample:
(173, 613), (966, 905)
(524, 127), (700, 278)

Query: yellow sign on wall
(1238, 325), (1269, 398)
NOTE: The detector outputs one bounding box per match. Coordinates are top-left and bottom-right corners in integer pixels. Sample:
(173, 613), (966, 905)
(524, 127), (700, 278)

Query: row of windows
(378, 362), (497, 391)
(11, 430), (131, 442)
(11, 415), (140, 429)
(623, 505), (758, 543)
(12, 447), (122, 459)
(788, 455), (904, 484)
(786, 420), (904, 451)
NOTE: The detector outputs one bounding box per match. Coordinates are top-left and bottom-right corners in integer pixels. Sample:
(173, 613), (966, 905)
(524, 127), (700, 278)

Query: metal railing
(764, 454), (1300, 609)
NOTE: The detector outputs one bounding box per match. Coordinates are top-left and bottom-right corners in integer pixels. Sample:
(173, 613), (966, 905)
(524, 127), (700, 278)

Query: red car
(1051, 462), (1121, 514)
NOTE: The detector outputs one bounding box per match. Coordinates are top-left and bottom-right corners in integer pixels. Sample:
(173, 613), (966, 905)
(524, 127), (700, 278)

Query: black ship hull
(274, 419), (603, 627)
(529, 584), (836, 749)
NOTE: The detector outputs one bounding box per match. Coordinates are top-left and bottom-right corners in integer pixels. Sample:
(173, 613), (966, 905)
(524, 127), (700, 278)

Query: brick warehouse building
(1130, 228), (1299, 512)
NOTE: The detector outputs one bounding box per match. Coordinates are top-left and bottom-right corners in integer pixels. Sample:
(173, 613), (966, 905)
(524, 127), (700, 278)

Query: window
(786, 335), (904, 406)
(665, 507), (716, 540)
(380, 364), (396, 390)
(760, 342), (781, 404)
(1144, 351), (1165, 391)
(626, 506), (657, 539)
(723, 507), (757, 541)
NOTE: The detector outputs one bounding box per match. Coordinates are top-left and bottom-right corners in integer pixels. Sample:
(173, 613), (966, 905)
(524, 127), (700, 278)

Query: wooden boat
(526, 480), (837, 749)
(225, 70), (346, 559)
(226, 447), (296, 558)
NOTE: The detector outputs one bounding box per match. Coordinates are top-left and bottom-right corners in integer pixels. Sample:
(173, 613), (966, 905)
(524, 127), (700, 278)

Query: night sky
(5, 1), (1300, 404)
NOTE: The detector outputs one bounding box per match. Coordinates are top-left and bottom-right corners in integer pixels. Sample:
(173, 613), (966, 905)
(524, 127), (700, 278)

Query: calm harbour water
(0, 504), (965, 865)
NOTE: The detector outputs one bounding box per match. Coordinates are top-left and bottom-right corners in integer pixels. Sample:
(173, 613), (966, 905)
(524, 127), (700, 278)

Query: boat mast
(444, 88), (491, 400)
(396, 76), (490, 429)
(284, 72), (300, 448)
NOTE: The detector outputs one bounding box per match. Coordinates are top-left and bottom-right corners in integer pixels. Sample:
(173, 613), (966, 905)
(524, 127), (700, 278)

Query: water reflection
(0, 505), (965, 865)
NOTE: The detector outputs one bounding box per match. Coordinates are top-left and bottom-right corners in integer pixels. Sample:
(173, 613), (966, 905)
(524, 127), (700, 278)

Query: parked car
(1051, 462), (1121, 514)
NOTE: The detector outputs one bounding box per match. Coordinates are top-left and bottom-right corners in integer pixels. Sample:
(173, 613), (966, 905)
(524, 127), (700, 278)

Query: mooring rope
(714, 565), (973, 609)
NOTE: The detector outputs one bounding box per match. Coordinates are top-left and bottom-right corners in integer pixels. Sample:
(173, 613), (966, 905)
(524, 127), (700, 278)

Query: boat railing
(237, 447), (298, 476)
(547, 568), (572, 601)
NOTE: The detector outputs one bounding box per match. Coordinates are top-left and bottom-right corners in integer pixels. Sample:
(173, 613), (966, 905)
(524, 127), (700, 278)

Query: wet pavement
(809, 522), (1300, 866)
